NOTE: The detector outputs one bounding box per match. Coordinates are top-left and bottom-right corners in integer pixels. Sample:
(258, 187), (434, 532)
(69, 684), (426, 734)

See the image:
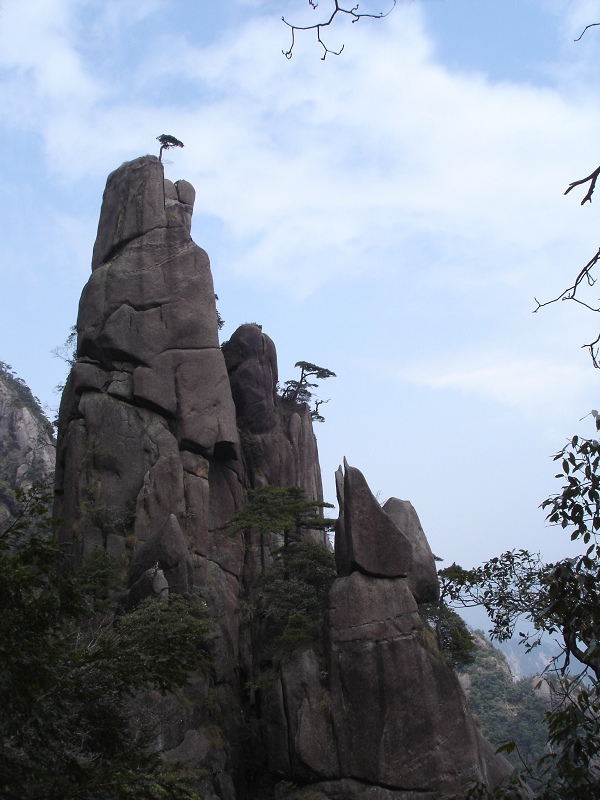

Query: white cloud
(403, 352), (598, 417)
(2, 1), (600, 306)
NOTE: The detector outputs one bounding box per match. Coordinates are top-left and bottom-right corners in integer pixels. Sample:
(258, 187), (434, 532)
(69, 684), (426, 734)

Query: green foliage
(460, 637), (548, 771)
(0, 484), (212, 800)
(444, 418), (600, 798)
(157, 134), (184, 161)
(52, 323), (78, 394)
(232, 486), (335, 658)
(214, 294), (225, 330)
(231, 484), (334, 554)
(439, 551), (550, 645)
(259, 538), (337, 655)
(420, 602), (476, 669)
(280, 361), (336, 422)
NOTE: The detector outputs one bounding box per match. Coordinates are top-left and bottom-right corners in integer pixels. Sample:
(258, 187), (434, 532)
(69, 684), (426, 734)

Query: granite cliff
(53, 155), (510, 799)
(0, 363), (55, 523)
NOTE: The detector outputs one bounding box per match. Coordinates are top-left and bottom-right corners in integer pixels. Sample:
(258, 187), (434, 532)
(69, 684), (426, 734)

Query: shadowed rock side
(53, 156), (510, 800)
(262, 463), (511, 800)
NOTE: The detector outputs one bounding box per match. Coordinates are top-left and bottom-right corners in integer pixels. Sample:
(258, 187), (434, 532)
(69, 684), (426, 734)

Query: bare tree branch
(534, 247), (600, 314)
(575, 22), (600, 42)
(533, 248), (600, 368)
(282, 0), (396, 60)
(564, 165), (600, 205)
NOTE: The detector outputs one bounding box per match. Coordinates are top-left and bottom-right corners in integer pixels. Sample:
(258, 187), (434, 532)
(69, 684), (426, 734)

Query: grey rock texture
(324, 462), (511, 796)
(54, 157), (510, 800)
(55, 155), (240, 568)
(54, 158), (246, 787)
(0, 365), (55, 523)
(262, 647), (338, 780)
(382, 497), (439, 603)
(328, 571), (485, 792)
(334, 461), (412, 578)
(223, 324), (323, 503)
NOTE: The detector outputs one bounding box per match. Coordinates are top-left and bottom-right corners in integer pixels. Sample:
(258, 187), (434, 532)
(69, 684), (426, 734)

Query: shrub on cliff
(260, 537), (337, 654)
(0, 483), (212, 800)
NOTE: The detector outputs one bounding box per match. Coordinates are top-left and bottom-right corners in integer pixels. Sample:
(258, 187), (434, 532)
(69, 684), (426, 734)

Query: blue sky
(2, 0), (600, 574)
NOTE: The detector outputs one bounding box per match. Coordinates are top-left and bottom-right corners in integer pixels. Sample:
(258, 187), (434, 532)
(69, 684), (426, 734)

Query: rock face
(54, 157), (247, 792)
(223, 323), (323, 502)
(54, 156), (511, 800)
(0, 364), (55, 523)
(264, 463), (511, 799)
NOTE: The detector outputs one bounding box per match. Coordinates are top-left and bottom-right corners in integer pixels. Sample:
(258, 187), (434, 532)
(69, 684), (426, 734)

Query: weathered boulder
(334, 461), (412, 578)
(91, 156), (167, 270)
(79, 155), (237, 459)
(382, 497), (439, 603)
(328, 571), (491, 792)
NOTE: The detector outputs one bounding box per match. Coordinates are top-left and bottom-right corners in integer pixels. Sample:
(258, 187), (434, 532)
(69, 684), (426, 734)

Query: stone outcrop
(54, 157), (247, 786)
(263, 462), (511, 799)
(0, 365), (55, 523)
(53, 156), (512, 800)
(223, 323), (323, 503)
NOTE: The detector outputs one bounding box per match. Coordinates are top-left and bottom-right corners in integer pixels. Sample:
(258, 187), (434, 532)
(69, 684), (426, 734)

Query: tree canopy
(0, 483), (212, 800)
(280, 361), (336, 422)
(440, 418), (600, 798)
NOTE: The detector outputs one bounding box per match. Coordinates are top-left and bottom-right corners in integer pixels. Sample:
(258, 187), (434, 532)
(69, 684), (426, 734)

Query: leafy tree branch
(441, 416), (600, 797)
(280, 361), (336, 422)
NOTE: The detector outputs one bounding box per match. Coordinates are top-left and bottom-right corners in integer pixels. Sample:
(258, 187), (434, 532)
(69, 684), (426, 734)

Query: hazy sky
(2, 0), (600, 574)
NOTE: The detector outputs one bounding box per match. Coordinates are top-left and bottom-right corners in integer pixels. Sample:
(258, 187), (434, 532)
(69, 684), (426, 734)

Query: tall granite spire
(53, 156), (511, 800)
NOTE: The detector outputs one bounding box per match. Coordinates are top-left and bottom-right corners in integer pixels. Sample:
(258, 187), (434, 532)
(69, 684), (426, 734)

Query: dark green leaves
(231, 484), (334, 542)
(0, 485), (211, 800)
(280, 360), (336, 421)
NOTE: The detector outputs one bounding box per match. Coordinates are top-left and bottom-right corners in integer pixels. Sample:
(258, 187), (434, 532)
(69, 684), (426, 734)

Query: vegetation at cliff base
(0, 483), (212, 800)
(442, 418), (600, 799)
(458, 634), (548, 772)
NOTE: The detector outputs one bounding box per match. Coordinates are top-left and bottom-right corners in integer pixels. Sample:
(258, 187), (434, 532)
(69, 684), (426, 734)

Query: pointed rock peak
(383, 497), (440, 603)
(92, 156), (168, 270)
(175, 179), (195, 206)
(335, 461), (413, 578)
